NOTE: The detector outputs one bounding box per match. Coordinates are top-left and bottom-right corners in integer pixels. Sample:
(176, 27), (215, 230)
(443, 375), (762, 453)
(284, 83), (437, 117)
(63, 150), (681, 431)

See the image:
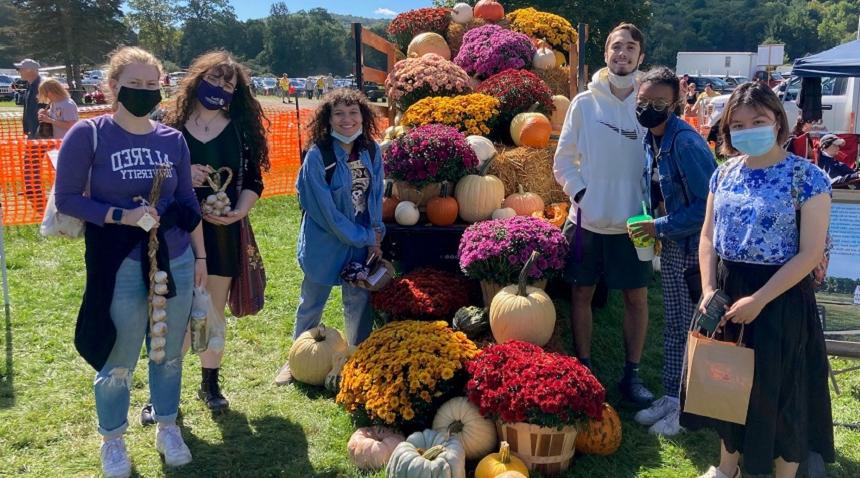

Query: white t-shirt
(49, 98), (79, 139)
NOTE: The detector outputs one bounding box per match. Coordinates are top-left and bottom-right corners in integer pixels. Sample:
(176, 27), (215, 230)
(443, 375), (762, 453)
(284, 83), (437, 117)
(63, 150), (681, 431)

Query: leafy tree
(177, 0), (242, 65)
(818, 0), (860, 46)
(125, 0), (181, 61)
(0, 0), (21, 67)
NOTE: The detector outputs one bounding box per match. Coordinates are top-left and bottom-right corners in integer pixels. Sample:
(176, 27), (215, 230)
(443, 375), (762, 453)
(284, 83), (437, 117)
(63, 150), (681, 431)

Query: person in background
(817, 134), (858, 187)
(682, 82), (834, 478)
(37, 78), (79, 139)
(553, 22), (654, 407)
(784, 117), (814, 159)
(274, 88), (384, 386)
(315, 76), (325, 100)
(279, 73), (291, 104)
(630, 66), (717, 436)
(16, 58), (46, 211)
(304, 76), (314, 100)
(697, 82), (719, 102)
(679, 74), (690, 95)
(325, 74), (334, 94)
(55, 46), (206, 478)
(683, 83), (699, 117)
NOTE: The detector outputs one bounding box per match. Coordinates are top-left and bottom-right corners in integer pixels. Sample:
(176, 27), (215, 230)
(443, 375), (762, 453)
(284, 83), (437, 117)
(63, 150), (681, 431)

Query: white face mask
(608, 69), (637, 89)
(331, 127), (363, 144)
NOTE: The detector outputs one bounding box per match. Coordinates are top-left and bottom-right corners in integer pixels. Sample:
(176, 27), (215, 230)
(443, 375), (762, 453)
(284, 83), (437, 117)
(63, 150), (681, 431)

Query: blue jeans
(94, 247), (194, 438)
(294, 277), (373, 347)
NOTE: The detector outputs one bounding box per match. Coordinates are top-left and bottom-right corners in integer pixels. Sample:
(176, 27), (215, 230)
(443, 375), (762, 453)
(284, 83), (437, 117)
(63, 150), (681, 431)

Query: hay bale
(489, 146), (567, 204)
(535, 66), (571, 97)
(446, 18), (487, 58)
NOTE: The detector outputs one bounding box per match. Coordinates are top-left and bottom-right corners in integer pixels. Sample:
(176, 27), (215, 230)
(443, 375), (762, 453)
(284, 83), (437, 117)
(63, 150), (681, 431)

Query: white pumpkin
(289, 325), (347, 386)
(533, 47), (557, 70)
(395, 201), (420, 226)
(551, 95), (571, 131)
(432, 397), (497, 460)
(451, 3), (473, 24)
(408, 32), (451, 60)
(466, 135), (496, 169)
(491, 207), (517, 220)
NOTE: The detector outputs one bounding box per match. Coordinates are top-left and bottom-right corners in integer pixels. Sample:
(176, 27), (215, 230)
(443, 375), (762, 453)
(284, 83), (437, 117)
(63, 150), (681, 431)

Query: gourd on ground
(455, 155), (505, 223)
(489, 251), (556, 346)
(395, 201), (420, 226)
(510, 112), (552, 148)
(387, 429), (466, 478)
(474, 441), (529, 478)
(502, 185), (545, 216)
(348, 426), (405, 471)
(491, 207), (517, 220)
(288, 325), (347, 386)
(432, 397), (497, 460)
(426, 182), (459, 226)
(574, 402), (622, 456)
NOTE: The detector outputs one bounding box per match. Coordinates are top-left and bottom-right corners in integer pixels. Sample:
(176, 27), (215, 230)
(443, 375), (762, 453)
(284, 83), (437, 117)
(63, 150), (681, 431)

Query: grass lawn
(1, 195), (860, 477)
(0, 100), (19, 109)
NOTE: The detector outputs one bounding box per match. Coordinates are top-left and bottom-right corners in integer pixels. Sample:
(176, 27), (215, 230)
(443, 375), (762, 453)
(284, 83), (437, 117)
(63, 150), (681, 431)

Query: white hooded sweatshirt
(553, 68), (647, 235)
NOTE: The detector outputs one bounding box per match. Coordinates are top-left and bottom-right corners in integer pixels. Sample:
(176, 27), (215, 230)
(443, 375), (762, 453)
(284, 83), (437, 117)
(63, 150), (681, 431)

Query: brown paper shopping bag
(683, 326), (754, 425)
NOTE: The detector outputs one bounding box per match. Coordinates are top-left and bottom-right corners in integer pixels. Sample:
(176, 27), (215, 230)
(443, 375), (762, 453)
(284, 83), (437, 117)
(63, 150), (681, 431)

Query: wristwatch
(112, 208), (124, 224)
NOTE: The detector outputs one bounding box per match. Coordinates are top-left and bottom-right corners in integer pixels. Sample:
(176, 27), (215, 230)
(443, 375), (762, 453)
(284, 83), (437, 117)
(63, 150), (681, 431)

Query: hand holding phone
(694, 289), (731, 335)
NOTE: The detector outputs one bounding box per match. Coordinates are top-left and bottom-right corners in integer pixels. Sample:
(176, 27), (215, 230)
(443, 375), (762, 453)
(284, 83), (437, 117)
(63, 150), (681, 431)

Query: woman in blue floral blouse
(682, 82), (834, 478)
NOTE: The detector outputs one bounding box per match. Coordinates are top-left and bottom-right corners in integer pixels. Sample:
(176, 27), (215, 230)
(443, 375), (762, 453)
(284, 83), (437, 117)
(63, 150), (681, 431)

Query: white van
(778, 76), (859, 134)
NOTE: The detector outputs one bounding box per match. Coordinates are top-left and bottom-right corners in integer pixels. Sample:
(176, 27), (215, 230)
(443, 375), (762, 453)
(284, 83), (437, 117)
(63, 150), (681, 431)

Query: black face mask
(686, 95), (696, 105)
(636, 105), (671, 129)
(117, 86), (162, 117)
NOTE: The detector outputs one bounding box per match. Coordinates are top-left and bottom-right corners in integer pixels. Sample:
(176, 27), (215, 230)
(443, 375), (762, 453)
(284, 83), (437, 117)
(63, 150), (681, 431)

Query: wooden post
(352, 23), (364, 92)
(353, 23), (399, 125)
(577, 23), (589, 95)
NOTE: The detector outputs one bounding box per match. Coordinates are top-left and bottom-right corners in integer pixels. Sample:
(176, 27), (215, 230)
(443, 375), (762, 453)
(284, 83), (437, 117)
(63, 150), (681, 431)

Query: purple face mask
(196, 79), (233, 110)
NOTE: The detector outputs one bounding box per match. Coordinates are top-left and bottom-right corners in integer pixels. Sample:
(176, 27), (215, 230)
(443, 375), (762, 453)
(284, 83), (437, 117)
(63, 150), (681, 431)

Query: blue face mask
(730, 124), (777, 157)
(196, 79), (233, 110)
(331, 127), (363, 144)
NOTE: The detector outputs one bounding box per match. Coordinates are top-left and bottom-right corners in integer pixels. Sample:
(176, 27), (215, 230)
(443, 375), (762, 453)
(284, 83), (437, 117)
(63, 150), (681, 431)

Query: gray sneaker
(155, 424), (192, 467)
(274, 361), (293, 386)
(100, 437), (132, 478)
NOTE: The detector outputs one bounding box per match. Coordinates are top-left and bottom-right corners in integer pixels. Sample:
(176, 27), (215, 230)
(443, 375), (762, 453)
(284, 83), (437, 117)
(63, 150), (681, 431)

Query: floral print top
(710, 154), (831, 265)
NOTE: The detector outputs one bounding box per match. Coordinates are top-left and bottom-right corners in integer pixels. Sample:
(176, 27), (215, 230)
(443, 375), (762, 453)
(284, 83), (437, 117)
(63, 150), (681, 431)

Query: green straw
(642, 201), (648, 216)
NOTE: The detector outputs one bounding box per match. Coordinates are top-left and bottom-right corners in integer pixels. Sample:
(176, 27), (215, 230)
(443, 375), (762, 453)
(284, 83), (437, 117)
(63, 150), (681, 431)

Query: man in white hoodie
(553, 23), (653, 406)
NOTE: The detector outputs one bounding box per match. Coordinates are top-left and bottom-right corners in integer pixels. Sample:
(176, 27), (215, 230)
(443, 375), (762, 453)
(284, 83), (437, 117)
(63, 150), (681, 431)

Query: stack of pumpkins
(382, 0), (574, 229)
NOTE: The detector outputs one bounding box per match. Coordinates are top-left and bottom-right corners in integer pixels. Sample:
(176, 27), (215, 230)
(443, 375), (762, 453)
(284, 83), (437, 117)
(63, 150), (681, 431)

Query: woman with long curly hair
(137, 50), (269, 419)
(274, 88), (383, 385)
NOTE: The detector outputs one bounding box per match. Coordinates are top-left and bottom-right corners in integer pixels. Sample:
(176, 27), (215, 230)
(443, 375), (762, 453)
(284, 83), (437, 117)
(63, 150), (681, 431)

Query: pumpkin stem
(478, 153), (496, 176)
(517, 184), (524, 195)
(421, 445), (446, 461)
(527, 101), (541, 113)
(447, 420), (464, 435)
(518, 251), (539, 297)
(312, 325), (326, 342)
(440, 181), (450, 198)
(499, 441), (512, 464)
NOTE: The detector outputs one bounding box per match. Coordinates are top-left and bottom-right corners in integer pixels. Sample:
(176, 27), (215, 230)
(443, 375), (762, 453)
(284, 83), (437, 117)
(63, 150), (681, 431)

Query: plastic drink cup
(627, 214), (656, 261)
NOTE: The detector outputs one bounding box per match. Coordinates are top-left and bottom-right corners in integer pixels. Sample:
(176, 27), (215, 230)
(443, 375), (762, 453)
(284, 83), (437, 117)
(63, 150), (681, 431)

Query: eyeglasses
(636, 99), (673, 111)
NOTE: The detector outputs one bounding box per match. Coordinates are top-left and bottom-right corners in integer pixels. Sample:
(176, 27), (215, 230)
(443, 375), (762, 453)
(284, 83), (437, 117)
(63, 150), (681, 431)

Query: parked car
(0, 74), (14, 101)
(721, 75), (750, 89)
(701, 74), (744, 92)
(168, 71), (187, 86)
(362, 82), (386, 102)
(686, 75), (732, 94)
(261, 77), (278, 95)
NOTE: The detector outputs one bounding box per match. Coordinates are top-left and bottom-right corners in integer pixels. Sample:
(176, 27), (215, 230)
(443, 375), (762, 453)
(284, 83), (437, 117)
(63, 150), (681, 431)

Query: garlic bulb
(154, 283), (168, 295)
(216, 191), (228, 201)
(151, 295), (166, 307)
(149, 349), (165, 362)
(206, 195), (217, 204)
(151, 321), (167, 336)
(152, 308), (167, 322)
(154, 270), (168, 283)
(151, 336), (166, 349)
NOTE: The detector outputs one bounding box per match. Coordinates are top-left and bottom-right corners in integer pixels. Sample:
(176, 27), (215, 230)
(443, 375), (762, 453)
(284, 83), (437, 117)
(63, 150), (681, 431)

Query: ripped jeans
(94, 247), (194, 438)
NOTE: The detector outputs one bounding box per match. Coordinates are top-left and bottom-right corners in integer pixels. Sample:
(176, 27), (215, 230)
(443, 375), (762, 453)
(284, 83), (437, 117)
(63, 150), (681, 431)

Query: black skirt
(680, 260), (835, 474)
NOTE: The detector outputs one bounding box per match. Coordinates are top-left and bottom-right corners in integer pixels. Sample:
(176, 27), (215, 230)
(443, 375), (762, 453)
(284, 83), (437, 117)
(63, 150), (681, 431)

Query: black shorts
(562, 220), (652, 289)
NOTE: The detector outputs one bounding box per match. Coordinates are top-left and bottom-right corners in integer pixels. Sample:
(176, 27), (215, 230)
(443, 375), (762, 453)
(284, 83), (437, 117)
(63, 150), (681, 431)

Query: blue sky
(232, 0), (433, 20)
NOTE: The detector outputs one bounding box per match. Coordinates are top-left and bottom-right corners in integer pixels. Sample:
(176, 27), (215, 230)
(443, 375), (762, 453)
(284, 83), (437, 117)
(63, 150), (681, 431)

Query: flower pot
(480, 279), (547, 306)
(392, 181), (441, 209)
(496, 421), (578, 476)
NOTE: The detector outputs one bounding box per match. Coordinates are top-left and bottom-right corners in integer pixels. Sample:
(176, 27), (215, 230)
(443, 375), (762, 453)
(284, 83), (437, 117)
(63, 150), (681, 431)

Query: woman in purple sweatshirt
(54, 47), (206, 478)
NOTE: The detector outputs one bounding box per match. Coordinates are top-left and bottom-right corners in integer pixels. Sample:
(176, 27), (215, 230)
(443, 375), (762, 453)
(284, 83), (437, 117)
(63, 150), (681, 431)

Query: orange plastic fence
(0, 105), (388, 225)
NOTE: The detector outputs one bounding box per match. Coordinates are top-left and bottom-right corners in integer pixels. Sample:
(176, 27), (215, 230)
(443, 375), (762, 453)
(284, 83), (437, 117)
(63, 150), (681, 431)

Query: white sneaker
(155, 424), (192, 467)
(648, 407), (684, 436)
(100, 437), (132, 478)
(634, 395), (677, 426)
(698, 465), (741, 478)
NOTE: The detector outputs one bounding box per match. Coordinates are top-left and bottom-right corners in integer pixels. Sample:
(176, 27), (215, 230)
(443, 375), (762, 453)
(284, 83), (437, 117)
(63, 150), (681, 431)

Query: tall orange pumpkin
(382, 181), (400, 222)
(473, 0), (505, 22)
(574, 403), (622, 455)
(426, 182), (459, 226)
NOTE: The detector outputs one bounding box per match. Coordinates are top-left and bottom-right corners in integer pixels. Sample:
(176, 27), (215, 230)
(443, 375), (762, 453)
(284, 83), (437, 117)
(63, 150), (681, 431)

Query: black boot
(198, 368), (229, 412)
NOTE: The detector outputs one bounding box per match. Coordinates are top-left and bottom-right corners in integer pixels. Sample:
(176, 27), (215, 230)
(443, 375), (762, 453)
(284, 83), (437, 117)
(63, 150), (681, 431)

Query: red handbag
(228, 129), (266, 317)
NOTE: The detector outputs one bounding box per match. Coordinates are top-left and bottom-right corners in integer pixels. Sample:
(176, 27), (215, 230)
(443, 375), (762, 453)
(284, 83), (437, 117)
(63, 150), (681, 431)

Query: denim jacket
(643, 114), (717, 254)
(296, 140), (385, 285)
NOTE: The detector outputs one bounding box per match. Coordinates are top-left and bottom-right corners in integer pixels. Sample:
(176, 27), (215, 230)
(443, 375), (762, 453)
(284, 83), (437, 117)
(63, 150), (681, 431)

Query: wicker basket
(480, 279), (547, 306)
(496, 421), (578, 476)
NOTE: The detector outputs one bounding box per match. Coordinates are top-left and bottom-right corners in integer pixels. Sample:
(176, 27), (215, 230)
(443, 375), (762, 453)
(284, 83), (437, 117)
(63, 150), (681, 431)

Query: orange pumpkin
(473, 0), (504, 22)
(382, 181), (400, 222)
(426, 182), (459, 226)
(502, 185), (544, 216)
(544, 202), (569, 227)
(575, 403), (622, 455)
(510, 112), (552, 148)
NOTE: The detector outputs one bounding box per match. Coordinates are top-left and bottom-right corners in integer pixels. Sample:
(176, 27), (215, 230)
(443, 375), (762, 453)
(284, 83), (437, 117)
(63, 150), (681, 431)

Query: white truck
(676, 51), (761, 78)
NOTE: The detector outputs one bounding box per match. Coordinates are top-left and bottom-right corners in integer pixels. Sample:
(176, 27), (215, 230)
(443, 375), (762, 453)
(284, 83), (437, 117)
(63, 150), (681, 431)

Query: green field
(1, 195), (859, 477)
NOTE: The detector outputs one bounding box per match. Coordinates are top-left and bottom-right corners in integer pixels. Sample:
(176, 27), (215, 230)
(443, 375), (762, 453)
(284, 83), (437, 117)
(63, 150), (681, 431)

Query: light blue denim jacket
(643, 114), (717, 254)
(296, 140), (385, 285)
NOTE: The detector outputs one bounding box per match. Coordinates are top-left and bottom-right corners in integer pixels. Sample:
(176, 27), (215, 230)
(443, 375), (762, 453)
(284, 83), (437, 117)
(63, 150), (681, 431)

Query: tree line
(0, 0), (858, 90)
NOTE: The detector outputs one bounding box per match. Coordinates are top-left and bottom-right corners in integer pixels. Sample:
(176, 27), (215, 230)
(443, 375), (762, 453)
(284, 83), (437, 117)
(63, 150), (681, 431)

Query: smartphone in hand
(694, 289), (731, 335)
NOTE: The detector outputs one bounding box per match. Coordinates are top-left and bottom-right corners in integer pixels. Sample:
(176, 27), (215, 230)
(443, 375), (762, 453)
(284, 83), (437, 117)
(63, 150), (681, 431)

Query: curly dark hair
(164, 50), (270, 171)
(307, 88), (380, 152)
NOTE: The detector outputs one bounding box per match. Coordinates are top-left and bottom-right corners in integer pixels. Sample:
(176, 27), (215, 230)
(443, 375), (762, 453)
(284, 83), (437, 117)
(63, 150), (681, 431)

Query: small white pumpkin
(466, 135), (496, 169)
(451, 2), (473, 24)
(491, 207), (517, 219)
(550, 95), (571, 131)
(395, 201), (420, 226)
(432, 397), (497, 460)
(533, 47), (557, 70)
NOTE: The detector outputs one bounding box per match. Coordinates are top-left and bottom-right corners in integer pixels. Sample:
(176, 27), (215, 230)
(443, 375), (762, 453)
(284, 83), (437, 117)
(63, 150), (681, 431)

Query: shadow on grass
(0, 301), (13, 408)
(169, 409), (333, 477)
